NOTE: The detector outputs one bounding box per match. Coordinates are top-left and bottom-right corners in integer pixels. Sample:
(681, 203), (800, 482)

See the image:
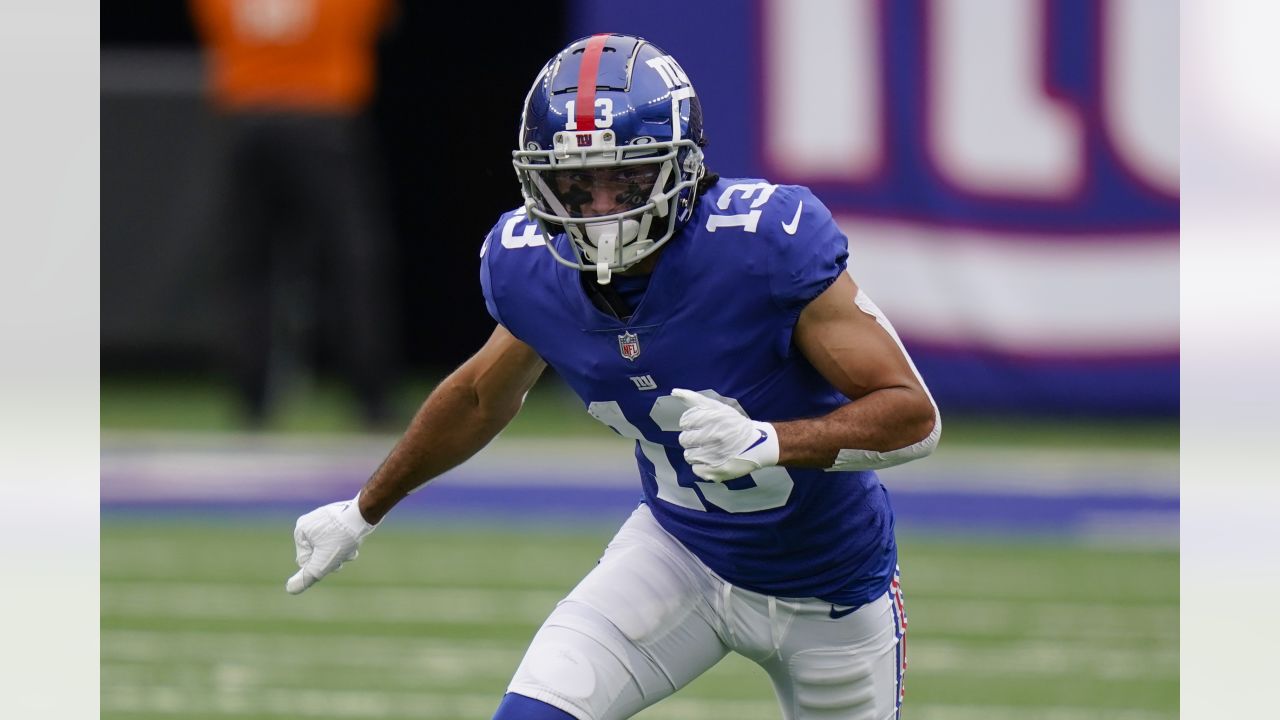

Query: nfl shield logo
(618, 331), (641, 361)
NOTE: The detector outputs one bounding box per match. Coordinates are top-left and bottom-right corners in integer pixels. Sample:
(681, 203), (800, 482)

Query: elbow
(824, 422), (937, 473)
(472, 381), (528, 430)
(468, 385), (521, 430)
(824, 394), (940, 473)
(873, 403), (939, 469)
(478, 398), (523, 429)
(884, 388), (940, 458)
(439, 374), (512, 430)
(908, 397), (941, 459)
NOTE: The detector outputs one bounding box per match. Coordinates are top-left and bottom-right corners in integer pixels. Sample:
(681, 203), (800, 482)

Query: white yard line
(910, 706), (1173, 720)
(102, 625), (1176, 681)
(101, 583), (563, 625)
(102, 580), (1178, 636)
(102, 686), (501, 719)
(102, 630), (523, 663)
(911, 597), (1177, 641)
(101, 684), (1174, 720)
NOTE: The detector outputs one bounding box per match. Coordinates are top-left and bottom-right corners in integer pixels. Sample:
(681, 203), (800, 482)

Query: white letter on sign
(927, 0), (1083, 197)
(1105, 0), (1178, 195)
(763, 0), (881, 181)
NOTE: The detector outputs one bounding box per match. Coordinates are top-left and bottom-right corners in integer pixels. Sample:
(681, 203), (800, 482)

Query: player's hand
(672, 389), (780, 482)
(285, 494), (378, 595)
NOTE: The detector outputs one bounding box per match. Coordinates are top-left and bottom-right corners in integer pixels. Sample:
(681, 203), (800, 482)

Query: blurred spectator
(190, 0), (398, 428)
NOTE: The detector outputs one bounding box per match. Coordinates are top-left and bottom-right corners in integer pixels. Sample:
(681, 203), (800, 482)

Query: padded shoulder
(697, 180), (849, 315)
(479, 206), (548, 325)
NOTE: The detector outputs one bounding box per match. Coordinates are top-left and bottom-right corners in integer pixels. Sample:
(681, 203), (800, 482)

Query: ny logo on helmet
(618, 331), (641, 361)
(645, 55), (690, 90)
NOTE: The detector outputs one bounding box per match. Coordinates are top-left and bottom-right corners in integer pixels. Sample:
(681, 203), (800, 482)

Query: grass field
(102, 521), (1178, 720)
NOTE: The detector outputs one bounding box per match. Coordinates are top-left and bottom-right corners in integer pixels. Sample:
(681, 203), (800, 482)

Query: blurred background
(101, 1), (1178, 719)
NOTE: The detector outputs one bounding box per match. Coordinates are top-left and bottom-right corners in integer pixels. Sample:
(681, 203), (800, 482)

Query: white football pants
(507, 504), (907, 720)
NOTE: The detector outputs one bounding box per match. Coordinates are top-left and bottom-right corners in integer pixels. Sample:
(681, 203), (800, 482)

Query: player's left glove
(672, 388), (780, 482)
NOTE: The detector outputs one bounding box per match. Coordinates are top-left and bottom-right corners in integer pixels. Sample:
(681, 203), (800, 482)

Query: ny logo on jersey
(618, 331), (641, 361)
(629, 374), (658, 391)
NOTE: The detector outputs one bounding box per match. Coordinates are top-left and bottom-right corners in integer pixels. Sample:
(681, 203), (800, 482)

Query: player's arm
(285, 325), (545, 593)
(776, 272), (938, 468)
(357, 324), (546, 522)
(675, 272), (938, 481)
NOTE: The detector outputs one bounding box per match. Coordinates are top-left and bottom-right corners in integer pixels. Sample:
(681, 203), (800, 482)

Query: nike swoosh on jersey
(829, 604), (859, 619)
(781, 201), (803, 235)
(740, 429), (768, 453)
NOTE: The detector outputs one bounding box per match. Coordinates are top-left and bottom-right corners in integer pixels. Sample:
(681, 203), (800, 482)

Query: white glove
(672, 388), (780, 482)
(285, 494), (378, 595)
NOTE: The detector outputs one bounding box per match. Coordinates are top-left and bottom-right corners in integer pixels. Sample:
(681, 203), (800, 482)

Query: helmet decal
(574, 34), (609, 131)
(644, 54), (691, 91)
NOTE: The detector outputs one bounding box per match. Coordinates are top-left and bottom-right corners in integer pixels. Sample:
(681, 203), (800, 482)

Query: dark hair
(693, 126), (718, 197)
(696, 168), (720, 197)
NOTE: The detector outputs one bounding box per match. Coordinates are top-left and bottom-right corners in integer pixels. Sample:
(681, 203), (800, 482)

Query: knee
(492, 692), (579, 720)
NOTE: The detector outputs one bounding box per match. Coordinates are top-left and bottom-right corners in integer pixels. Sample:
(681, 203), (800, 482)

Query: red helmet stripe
(575, 34), (610, 130)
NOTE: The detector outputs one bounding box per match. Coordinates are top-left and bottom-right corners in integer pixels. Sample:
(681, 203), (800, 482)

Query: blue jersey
(479, 179), (896, 606)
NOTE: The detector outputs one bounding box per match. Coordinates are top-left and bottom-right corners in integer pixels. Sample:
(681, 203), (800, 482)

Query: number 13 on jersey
(588, 391), (794, 513)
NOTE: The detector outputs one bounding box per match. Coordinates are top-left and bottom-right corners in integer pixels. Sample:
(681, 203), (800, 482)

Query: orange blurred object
(191, 0), (391, 113)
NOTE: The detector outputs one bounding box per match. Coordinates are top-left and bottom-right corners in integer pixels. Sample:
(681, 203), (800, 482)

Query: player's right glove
(285, 494), (378, 595)
(672, 388), (781, 482)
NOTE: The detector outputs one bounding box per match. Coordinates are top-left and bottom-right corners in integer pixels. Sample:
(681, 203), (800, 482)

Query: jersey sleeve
(478, 221), (505, 326)
(766, 186), (850, 317)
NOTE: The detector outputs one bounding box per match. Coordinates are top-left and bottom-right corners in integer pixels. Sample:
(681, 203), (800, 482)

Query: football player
(287, 34), (940, 720)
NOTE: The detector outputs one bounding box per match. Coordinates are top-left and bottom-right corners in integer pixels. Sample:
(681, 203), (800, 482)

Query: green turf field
(101, 522), (1178, 720)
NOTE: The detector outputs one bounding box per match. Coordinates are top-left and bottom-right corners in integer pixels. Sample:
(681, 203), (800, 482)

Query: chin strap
(595, 230), (617, 284)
